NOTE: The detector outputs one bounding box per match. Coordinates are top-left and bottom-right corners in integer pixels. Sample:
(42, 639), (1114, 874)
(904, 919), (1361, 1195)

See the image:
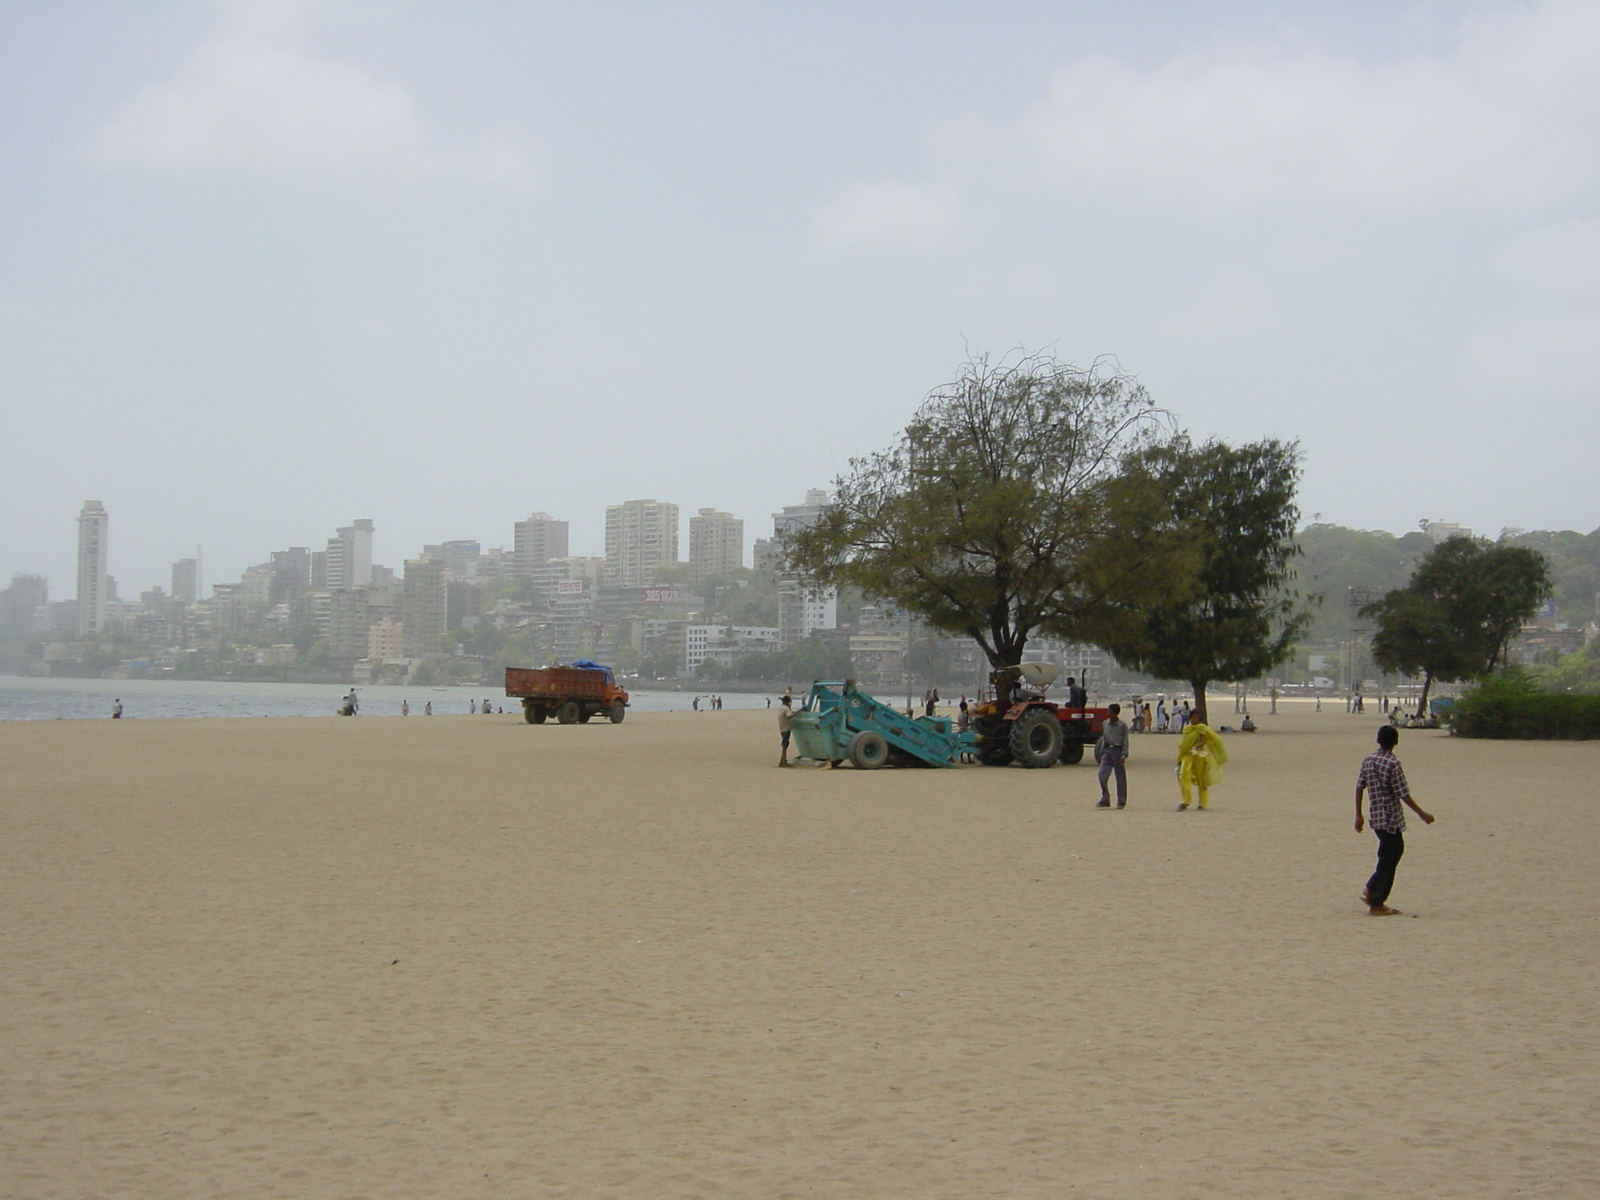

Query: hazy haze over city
(3, 0), (1598, 593)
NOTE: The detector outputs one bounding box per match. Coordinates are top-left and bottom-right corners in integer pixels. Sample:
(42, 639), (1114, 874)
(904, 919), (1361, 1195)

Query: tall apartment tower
(325, 519), (374, 590)
(513, 513), (570, 576)
(604, 499), (679, 589)
(689, 508), (743, 585)
(772, 490), (837, 649)
(401, 556), (448, 657)
(171, 558), (198, 606)
(76, 500), (109, 635)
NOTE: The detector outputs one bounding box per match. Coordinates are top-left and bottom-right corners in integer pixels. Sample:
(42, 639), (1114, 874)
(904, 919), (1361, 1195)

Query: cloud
(812, 182), (968, 252)
(83, 3), (539, 190)
(988, 1), (1600, 213)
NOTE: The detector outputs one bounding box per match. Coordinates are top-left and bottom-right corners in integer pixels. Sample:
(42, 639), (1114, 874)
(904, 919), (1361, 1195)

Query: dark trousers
(1366, 830), (1405, 906)
(1097, 748), (1127, 804)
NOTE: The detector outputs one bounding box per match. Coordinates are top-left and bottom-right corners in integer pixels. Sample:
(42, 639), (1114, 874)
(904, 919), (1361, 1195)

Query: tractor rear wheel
(1009, 709), (1064, 768)
(847, 730), (889, 769)
(556, 700), (581, 725)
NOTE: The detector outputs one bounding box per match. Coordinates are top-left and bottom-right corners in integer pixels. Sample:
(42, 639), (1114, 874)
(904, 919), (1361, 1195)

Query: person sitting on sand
(1175, 712), (1228, 811)
(1354, 724), (1434, 916)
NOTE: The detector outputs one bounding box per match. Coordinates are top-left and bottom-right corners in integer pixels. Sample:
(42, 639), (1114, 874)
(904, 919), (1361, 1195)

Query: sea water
(0, 675), (780, 721)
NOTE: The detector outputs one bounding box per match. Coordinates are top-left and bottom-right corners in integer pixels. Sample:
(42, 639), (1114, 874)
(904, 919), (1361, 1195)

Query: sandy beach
(2, 705), (1596, 1199)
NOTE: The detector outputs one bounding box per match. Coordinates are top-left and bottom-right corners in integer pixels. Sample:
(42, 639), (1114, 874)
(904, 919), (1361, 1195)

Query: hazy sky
(4, 0), (1598, 596)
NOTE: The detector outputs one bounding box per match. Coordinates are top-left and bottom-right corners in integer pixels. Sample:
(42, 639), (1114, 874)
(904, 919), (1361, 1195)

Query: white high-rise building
(76, 500), (109, 635)
(689, 508), (743, 585)
(772, 490), (836, 649)
(514, 513), (570, 576)
(605, 499), (679, 589)
(325, 520), (374, 590)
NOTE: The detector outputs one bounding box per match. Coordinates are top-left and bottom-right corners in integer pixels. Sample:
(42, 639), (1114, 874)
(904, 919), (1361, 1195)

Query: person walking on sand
(1355, 724), (1434, 915)
(1175, 711), (1228, 811)
(1094, 703), (1130, 809)
(777, 695), (795, 767)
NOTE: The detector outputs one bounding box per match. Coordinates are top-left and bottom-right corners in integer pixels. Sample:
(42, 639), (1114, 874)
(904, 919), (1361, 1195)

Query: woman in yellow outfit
(1176, 712), (1228, 810)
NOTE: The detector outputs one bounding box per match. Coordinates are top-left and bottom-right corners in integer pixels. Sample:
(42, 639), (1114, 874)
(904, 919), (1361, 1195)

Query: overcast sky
(4, 0), (1597, 596)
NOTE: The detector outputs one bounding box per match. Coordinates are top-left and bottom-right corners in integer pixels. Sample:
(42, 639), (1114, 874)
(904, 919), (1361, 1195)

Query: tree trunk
(1415, 671), (1434, 719)
(1189, 679), (1209, 726)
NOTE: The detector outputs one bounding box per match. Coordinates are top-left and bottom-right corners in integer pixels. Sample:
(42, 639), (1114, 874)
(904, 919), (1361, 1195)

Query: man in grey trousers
(1094, 703), (1130, 809)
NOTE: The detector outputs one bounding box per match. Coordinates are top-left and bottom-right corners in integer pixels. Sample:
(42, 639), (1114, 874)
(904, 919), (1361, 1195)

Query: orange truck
(504, 663), (629, 725)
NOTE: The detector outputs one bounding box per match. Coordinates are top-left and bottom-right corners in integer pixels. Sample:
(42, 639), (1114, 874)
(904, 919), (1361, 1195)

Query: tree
(784, 350), (1178, 673)
(1362, 536), (1553, 716)
(1088, 438), (1311, 724)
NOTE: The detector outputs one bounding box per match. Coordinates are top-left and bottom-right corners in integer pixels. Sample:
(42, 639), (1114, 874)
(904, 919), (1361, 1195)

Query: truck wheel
(1059, 741), (1086, 766)
(1010, 709), (1064, 768)
(847, 730), (889, 769)
(557, 701), (580, 725)
(523, 702), (546, 725)
(609, 701), (626, 723)
(578, 708), (593, 723)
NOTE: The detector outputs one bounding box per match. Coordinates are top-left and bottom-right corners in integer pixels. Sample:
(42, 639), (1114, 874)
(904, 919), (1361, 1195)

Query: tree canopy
(1086, 438), (1310, 723)
(1362, 535), (1553, 714)
(783, 351), (1179, 670)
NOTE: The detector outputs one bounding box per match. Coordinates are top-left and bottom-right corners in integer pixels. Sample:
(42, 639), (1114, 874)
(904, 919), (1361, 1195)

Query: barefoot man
(1354, 724), (1435, 915)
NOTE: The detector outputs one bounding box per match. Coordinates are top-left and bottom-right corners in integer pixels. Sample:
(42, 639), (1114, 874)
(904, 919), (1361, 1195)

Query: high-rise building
(401, 557), (448, 657)
(513, 513), (570, 576)
(689, 508), (744, 586)
(326, 588), (371, 671)
(171, 558), (198, 606)
(0, 574), (48, 638)
(325, 519), (374, 591)
(76, 500), (109, 635)
(605, 499), (679, 589)
(772, 490), (836, 649)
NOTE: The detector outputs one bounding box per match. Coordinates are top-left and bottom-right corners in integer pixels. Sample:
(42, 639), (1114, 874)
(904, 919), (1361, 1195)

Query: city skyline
(5, 4), (1600, 600)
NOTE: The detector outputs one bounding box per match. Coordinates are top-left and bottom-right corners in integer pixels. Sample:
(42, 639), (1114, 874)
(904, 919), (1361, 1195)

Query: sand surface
(2, 704), (1596, 1199)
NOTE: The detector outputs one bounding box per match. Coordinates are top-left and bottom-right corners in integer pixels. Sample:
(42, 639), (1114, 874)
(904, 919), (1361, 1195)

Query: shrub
(1449, 668), (1600, 739)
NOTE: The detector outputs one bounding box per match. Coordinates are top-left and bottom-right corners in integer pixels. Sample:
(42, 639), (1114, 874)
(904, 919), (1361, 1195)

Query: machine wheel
(578, 708), (593, 723)
(609, 701), (626, 724)
(523, 703), (547, 725)
(847, 730), (889, 770)
(1059, 741), (1086, 765)
(1009, 709), (1064, 768)
(556, 700), (581, 725)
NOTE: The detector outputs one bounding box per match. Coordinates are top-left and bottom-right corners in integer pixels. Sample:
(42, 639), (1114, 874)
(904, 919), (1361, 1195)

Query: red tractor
(970, 663), (1112, 768)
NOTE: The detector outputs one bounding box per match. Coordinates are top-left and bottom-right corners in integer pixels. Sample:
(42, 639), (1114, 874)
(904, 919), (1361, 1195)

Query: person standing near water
(1175, 712), (1228, 811)
(111, 699), (122, 719)
(1355, 725), (1434, 915)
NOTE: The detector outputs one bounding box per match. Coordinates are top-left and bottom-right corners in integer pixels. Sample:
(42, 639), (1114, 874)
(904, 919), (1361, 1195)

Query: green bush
(1449, 668), (1600, 739)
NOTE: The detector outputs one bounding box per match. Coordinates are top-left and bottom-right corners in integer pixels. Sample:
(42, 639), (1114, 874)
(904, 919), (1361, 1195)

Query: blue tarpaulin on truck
(572, 659), (615, 685)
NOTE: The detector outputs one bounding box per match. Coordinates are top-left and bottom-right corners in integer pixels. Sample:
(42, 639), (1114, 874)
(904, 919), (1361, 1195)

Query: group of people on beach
(776, 689), (1436, 917)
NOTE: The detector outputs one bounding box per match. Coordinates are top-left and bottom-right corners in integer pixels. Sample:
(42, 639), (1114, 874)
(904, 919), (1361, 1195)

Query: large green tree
(783, 351), (1179, 672)
(1087, 438), (1311, 724)
(1362, 536), (1553, 716)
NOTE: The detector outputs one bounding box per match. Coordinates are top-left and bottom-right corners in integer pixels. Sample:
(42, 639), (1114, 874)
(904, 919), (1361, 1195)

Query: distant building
(367, 617), (405, 660)
(513, 513), (570, 576)
(771, 490), (836, 649)
(426, 540), (481, 581)
(605, 499), (679, 589)
(76, 500), (109, 635)
(684, 624), (780, 674)
(1425, 521), (1472, 544)
(325, 519), (374, 591)
(171, 558), (198, 606)
(0, 573), (48, 638)
(689, 508), (744, 586)
(401, 557), (448, 657)
(327, 588), (372, 670)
